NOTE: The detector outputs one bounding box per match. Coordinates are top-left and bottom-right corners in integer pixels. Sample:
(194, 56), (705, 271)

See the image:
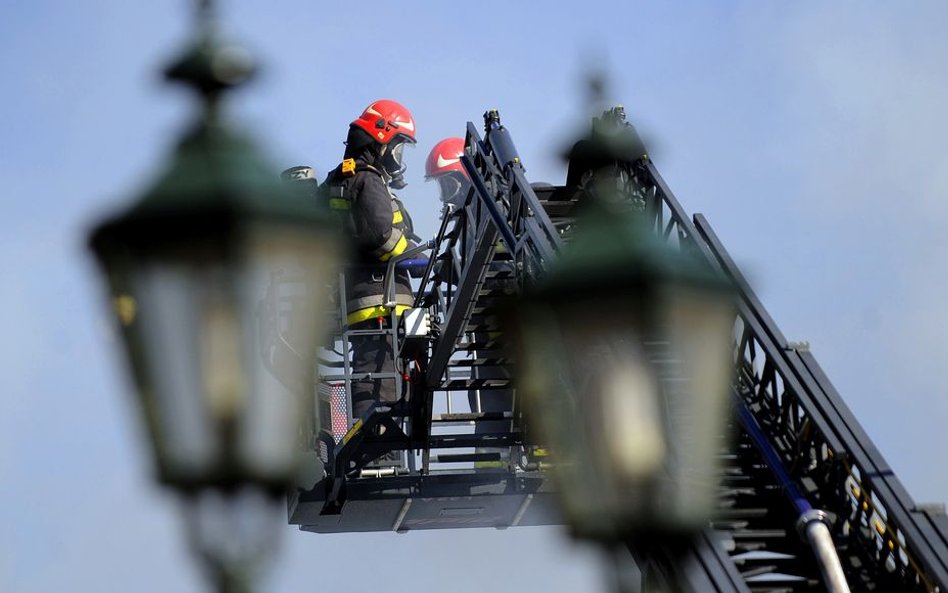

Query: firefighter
(325, 99), (418, 420)
(424, 137), (469, 210)
(426, 137), (513, 468)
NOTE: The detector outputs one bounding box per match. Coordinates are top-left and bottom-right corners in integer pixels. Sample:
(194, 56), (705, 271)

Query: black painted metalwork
(286, 108), (948, 593)
(289, 111), (562, 531)
(637, 157), (948, 592)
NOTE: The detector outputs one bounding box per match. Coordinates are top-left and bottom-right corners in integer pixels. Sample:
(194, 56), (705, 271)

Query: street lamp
(88, 3), (338, 592)
(512, 111), (736, 547)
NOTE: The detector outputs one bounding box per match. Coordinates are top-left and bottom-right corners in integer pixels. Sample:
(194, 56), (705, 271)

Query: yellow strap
(474, 460), (506, 469)
(392, 210), (404, 224)
(342, 419), (363, 444)
(329, 198), (350, 210)
(378, 234), (408, 262)
(346, 304), (411, 325)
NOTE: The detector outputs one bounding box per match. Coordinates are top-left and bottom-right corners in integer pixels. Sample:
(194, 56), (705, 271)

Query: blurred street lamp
(88, 2), (338, 592)
(512, 109), (736, 560)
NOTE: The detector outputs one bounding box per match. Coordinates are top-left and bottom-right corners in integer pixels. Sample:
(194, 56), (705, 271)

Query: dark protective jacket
(323, 159), (415, 325)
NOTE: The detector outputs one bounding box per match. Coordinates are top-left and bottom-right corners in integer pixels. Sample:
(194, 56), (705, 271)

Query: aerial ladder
(276, 108), (948, 592)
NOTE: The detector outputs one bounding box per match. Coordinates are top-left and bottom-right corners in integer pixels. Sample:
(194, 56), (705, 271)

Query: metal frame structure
(287, 111), (567, 533)
(278, 110), (948, 592)
(632, 157), (948, 592)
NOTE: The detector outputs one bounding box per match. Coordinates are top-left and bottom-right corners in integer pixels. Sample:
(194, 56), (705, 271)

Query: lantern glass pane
(654, 285), (735, 525)
(106, 223), (334, 488)
(235, 226), (332, 480)
(132, 262), (219, 475)
(517, 286), (734, 538)
(518, 298), (654, 537)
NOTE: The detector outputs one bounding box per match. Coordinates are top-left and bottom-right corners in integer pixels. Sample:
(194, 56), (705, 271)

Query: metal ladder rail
(428, 132), (812, 591)
(414, 116), (567, 470)
(630, 533), (754, 593)
(425, 118), (565, 385)
(423, 121), (508, 386)
(614, 161), (835, 592)
(415, 121), (520, 469)
(695, 214), (948, 592)
(639, 158), (948, 591)
(405, 204), (464, 456)
(460, 119), (564, 282)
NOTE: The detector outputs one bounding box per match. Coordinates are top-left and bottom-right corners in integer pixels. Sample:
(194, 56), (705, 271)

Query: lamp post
(512, 110), (736, 589)
(88, 2), (338, 592)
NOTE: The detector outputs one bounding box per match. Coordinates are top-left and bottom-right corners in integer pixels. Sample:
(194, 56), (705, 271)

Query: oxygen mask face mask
(381, 140), (412, 189)
(436, 174), (469, 209)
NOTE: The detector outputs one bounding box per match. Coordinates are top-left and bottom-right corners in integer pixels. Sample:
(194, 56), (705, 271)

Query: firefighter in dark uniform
(325, 99), (418, 419)
(426, 137), (513, 468)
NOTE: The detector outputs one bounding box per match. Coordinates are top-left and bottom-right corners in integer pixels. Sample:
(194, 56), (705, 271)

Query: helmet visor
(436, 173), (470, 208)
(381, 140), (412, 177)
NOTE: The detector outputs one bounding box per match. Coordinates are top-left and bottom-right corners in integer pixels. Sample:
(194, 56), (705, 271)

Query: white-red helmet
(425, 137), (466, 178)
(425, 137), (470, 207)
(351, 99), (417, 145)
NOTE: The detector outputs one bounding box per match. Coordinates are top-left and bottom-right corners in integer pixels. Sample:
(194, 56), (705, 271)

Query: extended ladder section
(286, 110), (948, 593)
(627, 159), (948, 592)
(416, 115), (566, 474)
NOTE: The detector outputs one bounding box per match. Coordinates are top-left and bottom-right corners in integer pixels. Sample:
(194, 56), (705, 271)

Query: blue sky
(3, 2), (948, 592)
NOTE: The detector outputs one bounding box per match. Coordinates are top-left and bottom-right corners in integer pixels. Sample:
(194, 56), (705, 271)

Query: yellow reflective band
(378, 234), (408, 262)
(346, 304), (411, 326)
(329, 198), (350, 210)
(342, 419), (363, 444)
(392, 210), (403, 224)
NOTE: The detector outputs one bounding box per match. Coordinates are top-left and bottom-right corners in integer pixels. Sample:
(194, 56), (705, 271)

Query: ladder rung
(443, 367), (510, 380)
(428, 433), (519, 448)
(455, 342), (503, 352)
(464, 323), (503, 333)
(715, 508), (770, 519)
(432, 452), (502, 463)
(474, 290), (515, 301)
(438, 379), (512, 390)
(447, 358), (512, 368)
(432, 411), (513, 422)
(730, 529), (787, 539)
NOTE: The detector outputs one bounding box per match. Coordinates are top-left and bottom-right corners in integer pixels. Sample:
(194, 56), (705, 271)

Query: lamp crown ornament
(166, 41), (255, 98)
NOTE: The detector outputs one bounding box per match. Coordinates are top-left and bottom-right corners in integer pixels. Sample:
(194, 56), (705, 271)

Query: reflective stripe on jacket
(323, 160), (416, 325)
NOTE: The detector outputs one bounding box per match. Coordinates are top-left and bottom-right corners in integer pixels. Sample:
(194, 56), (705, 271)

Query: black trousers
(349, 318), (398, 418)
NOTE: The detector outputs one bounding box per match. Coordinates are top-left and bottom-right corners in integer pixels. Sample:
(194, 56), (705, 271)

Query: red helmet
(351, 99), (417, 145)
(425, 137), (466, 178)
